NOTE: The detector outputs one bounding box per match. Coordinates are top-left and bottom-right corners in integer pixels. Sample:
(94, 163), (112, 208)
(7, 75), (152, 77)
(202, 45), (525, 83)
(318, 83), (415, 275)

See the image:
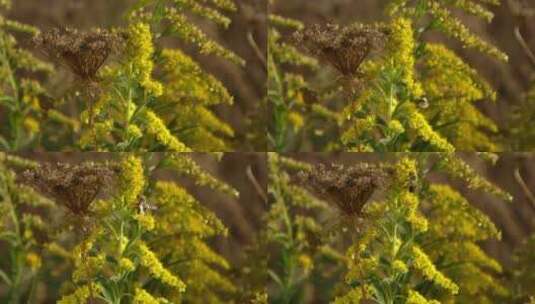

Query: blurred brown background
(271, 0), (535, 150)
(8, 0), (267, 151)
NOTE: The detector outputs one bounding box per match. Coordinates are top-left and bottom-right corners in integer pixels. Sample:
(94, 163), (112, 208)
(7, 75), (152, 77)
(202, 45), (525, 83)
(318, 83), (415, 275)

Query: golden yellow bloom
(23, 117), (39, 134)
(133, 288), (167, 304)
(333, 288), (362, 304)
(25, 252), (42, 271)
(57, 283), (102, 304)
(126, 22), (163, 96)
(165, 7), (244, 65)
(298, 254), (313, 272)
(426, 1), (507, 61)
(161, 48), (233, 106)
(411, 246), (459, 294)
(141, 110), (191, 152)
(119, 155), (145, 206)
(406, 290), (440, 304)
(393, 259), (408, 274)
(389, 18), (424, 98)
(288, 111), (304, 131)
(135, 213), (155, 231)
(138, 242), (186, 292)
(405, 104), (455, 152)
(167, 154), (238, 197)
(119, 257), (136, 273)
(341, 115), (376, 145)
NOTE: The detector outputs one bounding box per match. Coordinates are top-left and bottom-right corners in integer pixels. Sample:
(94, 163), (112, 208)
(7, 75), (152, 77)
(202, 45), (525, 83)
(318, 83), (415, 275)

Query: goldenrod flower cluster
(126, 22), (163, 97)
(164, 7), (244, 65)
(411, 245), (460, 294)
(1, 153), (237, 303)
(0, 5), (54, 150)
(140, 110), (191, 152)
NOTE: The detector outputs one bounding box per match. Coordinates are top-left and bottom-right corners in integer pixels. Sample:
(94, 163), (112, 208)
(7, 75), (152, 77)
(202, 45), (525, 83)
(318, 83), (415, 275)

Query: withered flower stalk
(293, 23), (386, 77)
(296, 163), (391, 216)
(20, 161), (116, 216)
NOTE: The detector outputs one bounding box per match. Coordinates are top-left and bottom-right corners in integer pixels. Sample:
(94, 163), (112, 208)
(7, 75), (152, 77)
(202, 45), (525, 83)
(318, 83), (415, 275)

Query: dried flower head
(33, 27), (122, 81)
(296, 163), (391, 216)
(293, 23), (387, 77)
(20, 162), (116, 215)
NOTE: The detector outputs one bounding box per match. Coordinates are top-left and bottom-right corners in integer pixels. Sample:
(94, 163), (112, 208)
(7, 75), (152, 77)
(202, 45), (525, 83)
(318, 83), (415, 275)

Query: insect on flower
(33, 27), (123, 82)
(19, 161), (116, 216)
(295, 163), (392, 216)
(137, 195), (158, 214)
(293, 22), (387, 78)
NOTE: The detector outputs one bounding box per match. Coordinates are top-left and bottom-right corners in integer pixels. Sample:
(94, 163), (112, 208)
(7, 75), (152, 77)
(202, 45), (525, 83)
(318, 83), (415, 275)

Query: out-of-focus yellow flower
(333, 288), (362, 304)
(167, 155), (238, 197)
(25, 252), (41, 271)
(298, 254), (313, 272)
(165, 7), (244, 65)
(288, 111), (304, 131)
(135, 213), (155, 231)
(23, 117), (39, 134)
(57, 283), (102, 304)
(341, 115), (376, 145)
(133, 288), (167, 304)
(119, 258), (135, 273)
(406, 289), (440, 304)
(393, 259), (408, 274)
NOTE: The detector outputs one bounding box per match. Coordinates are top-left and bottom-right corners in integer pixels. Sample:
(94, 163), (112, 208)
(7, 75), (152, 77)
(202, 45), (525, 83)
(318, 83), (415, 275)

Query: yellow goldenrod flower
(133, 288), (168, 304)
(119, 155), (145, 206)
(405, 104), (455, 151)
(138, 242), (186, 292)
(141, 110), (191, 152)
(119, 257), (136, 273)
(288, 111), (304, 131)
(333, 287), (363, 304)
(167, 155), (238, 197)
(406, 289), (440, 304)
(135, 213), (155, 231)
(165, 7), (244, 65)
(23, 117), (39, 134)
(389, 18), (424, 98)
(25, 252), (42, 271)
(161, 48), (234, 106)
(341, 116), (376, 145)
(437, 154), (512, 202)
(57, 283), (102, 304)
(126, 22), (163, 97)
(411, 246), (459, 294)
(426, 1), (507, 62)
(393, 259), (408, 274)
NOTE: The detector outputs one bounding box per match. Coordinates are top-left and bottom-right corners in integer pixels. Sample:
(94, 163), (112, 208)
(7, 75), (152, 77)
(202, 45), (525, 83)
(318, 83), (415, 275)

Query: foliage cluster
(257, 152), (514, 304)
(0, 0), (245, 152)
(0, 152), (238, 303)
(268, 0), (507, 151)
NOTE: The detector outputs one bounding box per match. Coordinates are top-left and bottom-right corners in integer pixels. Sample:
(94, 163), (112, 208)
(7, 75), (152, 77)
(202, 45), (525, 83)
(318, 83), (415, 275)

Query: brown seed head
(33, 27), (122, 81)
(19, 161), (116, 215)
(293, 23), (387, 77)
(296, 163), (392, 216)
